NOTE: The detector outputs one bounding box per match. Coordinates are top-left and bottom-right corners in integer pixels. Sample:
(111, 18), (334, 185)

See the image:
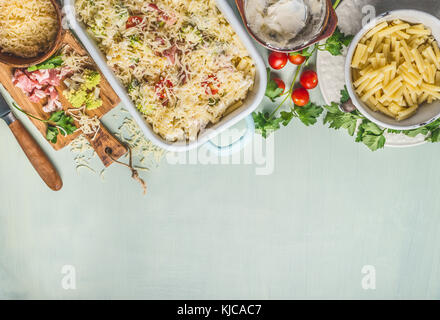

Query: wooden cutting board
(0, 31), (127, 167)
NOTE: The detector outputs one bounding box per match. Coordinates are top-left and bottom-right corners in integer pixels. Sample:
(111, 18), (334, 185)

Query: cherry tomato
(292, 87), (310, 107)
(202, 75), (220, 95)
(289, 53), (306, 65)
(273, 78), (286, 94)
(300, 70), (319, 90)
(126, 16), (143, 29)
(155, 79), (174, 100)
(268, 52), (288, 70)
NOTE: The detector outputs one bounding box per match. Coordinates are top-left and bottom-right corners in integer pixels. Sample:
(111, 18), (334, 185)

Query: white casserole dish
(64, 0), (267, 152)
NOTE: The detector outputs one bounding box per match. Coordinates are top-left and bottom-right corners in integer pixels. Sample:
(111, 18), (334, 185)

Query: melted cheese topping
(0, 0), (59, 58)
(75, 0), (256, 142)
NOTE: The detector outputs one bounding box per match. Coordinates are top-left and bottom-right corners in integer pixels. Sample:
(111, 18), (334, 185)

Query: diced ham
(147, 3), (177, 25)
(29, 89), (47, 103)
(31, 69), (50, 84)
(163, 45), (177, 65)
(12, 67), (68, 112)
(43, 96), (62, 113)
(45, 86), (59, 101)
(12, 69), (24, 84)
(147, 3), (161, 12)
(155, 37), (166, 46)
(47, 69), (62, 86)
(12, 69), (34, 94)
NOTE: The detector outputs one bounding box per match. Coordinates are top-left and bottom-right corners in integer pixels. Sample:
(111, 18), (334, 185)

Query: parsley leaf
(28, 55), (64, 72)
(48, 111), (77, 135)
(294, 46), (316, 58)
(324, 109), (358, 136)
(294, 102), (324, 126)
(427, 128), (440, 142)
(404, 127), (429, 138)
(362, 134), (386, 151)
(46, 126), (59, 144)
(356, 120), (386, 151)
(323, 94), (386, 151)
(387, 118), (440, 141)
(340, 86), (350, 104)
(45, 111), (77, 144)
(323, 27), (354, 56)
(253, 112), (283, 139)
(359, 121), (383, 136)
(280, 110), (295, 126)
(12, 103), (77, 144)
(265, 68), (284, 102)
(324, 102), (341, 114)
(253, 103), (324, 138)
(425, 118), (440, 130)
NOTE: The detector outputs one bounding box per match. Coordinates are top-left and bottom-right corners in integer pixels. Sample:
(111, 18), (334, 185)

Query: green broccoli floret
(65, 89), (87, 108)
(83, 70), (101, 90)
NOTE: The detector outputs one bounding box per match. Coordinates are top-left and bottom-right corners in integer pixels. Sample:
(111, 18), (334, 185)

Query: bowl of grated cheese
(0, 0), (63, 67)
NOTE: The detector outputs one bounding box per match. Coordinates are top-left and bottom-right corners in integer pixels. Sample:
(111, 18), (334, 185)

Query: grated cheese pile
(0, 0), (59, 58)
(69, 135), (97, 174)
(115, 112), (166, 166)
(75, 0), (256, 142)
(70, 109), (164, 175)
(61, 45), (92, 75)
(67, 107), (101, 141)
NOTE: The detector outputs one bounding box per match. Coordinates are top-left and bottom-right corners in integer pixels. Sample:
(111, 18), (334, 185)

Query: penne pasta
(364, 22), (389, 39)
(351, 20), (440, 121)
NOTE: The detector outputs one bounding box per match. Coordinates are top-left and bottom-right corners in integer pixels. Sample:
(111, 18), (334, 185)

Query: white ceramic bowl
(345, 9), (440, 130)
(65, 0), (267, 152)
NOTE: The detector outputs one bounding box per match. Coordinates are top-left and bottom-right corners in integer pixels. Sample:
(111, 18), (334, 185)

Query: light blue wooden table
(1, 0), (440, 300)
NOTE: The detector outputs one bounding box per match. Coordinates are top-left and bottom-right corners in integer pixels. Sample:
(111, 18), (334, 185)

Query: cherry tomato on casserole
(126, 16), (143, 29)
(268, 52), (288, 70)
(300, 70), (318, 90)
(288, 53), (306, 65)
(202, 75), (220, 95)
(273, 78), (286, 94)
(291, 87), (310, 107)
(155, 79), (174, 100)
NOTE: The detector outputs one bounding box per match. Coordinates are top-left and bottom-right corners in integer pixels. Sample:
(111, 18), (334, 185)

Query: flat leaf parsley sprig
(12, 103), (77, 144)
(323, 87), (440, 151)
(323, 88), (387, 151)
(253, 27), (353, 139)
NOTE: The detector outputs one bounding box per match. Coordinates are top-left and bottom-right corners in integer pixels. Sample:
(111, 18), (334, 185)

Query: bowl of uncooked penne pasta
(345, 10), (440, 130)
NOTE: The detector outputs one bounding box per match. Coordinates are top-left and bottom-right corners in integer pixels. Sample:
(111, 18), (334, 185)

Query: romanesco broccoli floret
(83, 70), (101, 90)
(85, 93), (103, 110)
(66, 89), (87, 108)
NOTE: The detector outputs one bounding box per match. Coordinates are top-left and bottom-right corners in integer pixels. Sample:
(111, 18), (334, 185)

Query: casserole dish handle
(205, 115), (255, 156)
